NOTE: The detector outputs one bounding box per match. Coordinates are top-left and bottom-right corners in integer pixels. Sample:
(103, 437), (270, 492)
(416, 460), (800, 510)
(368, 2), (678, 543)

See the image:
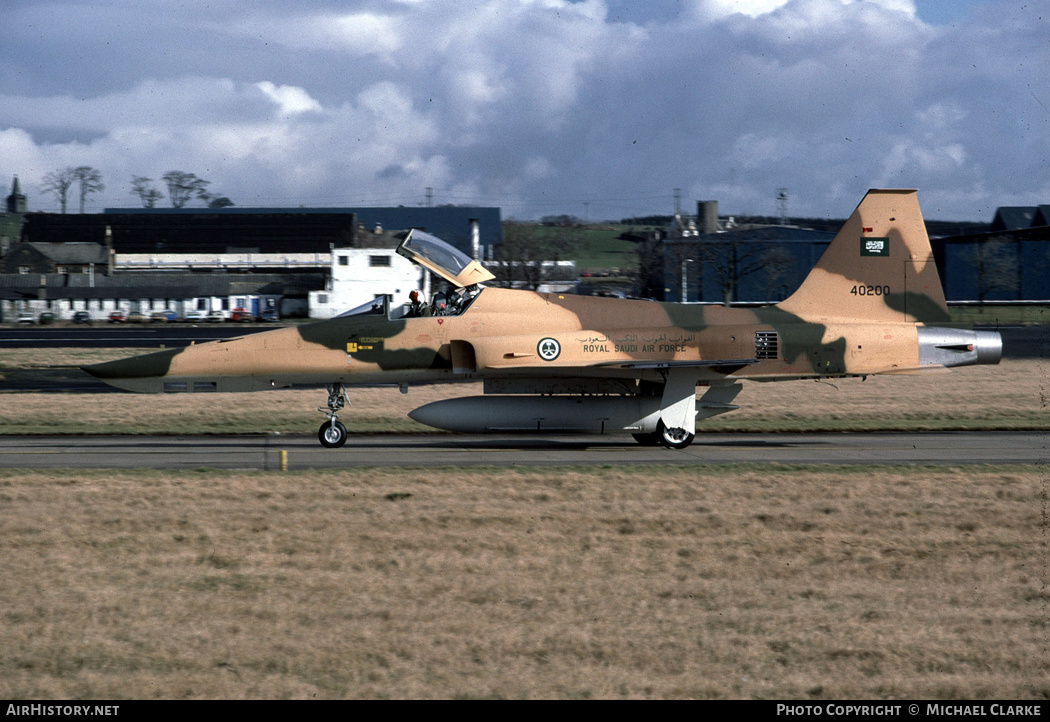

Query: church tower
(6, 176), (27, 214)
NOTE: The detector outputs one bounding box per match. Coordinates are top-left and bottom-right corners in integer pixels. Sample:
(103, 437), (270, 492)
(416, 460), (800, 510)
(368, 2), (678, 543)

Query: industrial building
(0, 177), (501, 322)
(3, 176), (1048, 318)
(19, 205), (502, 256)
(658, 199), (1050, 304)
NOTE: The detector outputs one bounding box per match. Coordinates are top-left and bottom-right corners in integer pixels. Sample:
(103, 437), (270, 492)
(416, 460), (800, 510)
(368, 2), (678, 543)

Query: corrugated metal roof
(664, 226), (835, 244)
(27, 242), (109, 264)
(991, 207), (1039, 231)
(0, 272), (324, 300)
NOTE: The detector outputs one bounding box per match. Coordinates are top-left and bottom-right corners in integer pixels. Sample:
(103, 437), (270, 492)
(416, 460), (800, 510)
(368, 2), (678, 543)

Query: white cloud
(256, 82), (323, 116)
(728, 133), (798, 170)
(915, 103), (968, 135)
(696, 0), (793, 18)
(327, 12), (405, 54)
(0, 128), (45, 175)
(0, 0), (1044, 220)
(0, 78), (268, 135)
(878, 139), (967, 182)
(695, 0), (917, 20)
(523, 156), (555, 180)
(230, 10), (405, 58)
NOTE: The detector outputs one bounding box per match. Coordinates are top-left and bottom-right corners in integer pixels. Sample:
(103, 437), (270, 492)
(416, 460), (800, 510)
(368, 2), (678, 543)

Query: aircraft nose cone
(82, 348), (180, 380)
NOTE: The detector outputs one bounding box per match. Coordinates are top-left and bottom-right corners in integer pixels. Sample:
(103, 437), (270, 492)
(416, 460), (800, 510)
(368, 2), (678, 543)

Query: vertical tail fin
(777, 189), (950, 324)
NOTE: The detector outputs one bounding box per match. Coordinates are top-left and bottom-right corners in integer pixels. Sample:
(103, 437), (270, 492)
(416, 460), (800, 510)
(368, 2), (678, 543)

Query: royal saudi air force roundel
(537, 337), (561, 361)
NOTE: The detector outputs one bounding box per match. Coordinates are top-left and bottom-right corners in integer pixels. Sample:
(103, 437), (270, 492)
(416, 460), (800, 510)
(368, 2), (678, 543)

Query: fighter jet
(84, 189), (1002, 449)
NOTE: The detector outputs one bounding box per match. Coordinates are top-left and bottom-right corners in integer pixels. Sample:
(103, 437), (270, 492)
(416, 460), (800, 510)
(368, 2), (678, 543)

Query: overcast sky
(0, 0), (1046, 222)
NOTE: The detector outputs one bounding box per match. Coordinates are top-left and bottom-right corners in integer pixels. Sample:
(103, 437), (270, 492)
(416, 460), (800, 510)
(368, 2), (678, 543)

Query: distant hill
(721, 216), (990, 237)
(618, 214), (990, 238)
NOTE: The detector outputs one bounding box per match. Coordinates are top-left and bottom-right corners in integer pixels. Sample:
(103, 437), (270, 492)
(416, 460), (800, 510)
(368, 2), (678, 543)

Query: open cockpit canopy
(396, 229), (495, 288)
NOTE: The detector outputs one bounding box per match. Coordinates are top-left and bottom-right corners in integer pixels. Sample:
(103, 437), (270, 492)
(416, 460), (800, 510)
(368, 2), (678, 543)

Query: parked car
(17, 311), (35, 325)
(38, 311), (56, 325)
(205, 309), (227, 322)
(183, 310), (205, 323)
(150, 310), (178, 323)
(230, 307), (255, 322)
(108, 310), (127, 323)
(126, 311), (148, 323)
(259, 308), (280, 322)
(72, 311), (92, 325)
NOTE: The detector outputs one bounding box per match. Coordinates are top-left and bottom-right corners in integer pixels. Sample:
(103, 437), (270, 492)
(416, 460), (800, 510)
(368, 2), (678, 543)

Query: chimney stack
(697, 201), (719, 234)
(470, 218), (480, 260)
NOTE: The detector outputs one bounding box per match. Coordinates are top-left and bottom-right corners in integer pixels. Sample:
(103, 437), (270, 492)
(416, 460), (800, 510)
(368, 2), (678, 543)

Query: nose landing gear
(318, 383), (351, 448)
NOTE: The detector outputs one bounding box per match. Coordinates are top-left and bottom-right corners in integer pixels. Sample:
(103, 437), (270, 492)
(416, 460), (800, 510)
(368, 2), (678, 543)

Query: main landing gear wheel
(319, 420), (348, 448)
(658, 421), (695, 450)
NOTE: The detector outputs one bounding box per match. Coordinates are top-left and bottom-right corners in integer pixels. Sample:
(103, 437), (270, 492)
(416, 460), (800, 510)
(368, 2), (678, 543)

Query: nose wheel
(319, 419), (348, 448)
(317, 383), (351, 448)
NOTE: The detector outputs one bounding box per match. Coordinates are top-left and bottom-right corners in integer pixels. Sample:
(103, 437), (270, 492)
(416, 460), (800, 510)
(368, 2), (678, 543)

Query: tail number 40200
(851, 285), (891, 296)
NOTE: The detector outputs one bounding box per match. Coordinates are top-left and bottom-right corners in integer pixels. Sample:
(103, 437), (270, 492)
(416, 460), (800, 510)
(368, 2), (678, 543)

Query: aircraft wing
(465, 331), (755, 374)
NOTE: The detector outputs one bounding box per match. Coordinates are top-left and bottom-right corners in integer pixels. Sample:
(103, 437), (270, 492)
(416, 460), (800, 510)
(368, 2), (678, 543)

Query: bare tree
(761, 245), (797, 302)
(493, 222), (543, 289)
(72, 166), (104, 213)
(493, 223), (580, 291)
(40, 168), (77, 213)
(699, 235), (771, 306)
(660, 232), (801, 304)
(634, 232), (665, 300)
(975, 236), (1020, 302)
(207, 195), (234, 209)
(130, 176), (164, 208)
(161, 171), (211, 208)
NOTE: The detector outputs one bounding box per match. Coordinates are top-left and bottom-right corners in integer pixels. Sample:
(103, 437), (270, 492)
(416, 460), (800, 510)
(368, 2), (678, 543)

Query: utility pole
(776, 188), (789, 226)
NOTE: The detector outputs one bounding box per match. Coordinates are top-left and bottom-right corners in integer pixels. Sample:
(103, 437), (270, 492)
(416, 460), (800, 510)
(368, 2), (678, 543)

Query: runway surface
(0, 324), (271, 348)
(0, 431), (1045, 470)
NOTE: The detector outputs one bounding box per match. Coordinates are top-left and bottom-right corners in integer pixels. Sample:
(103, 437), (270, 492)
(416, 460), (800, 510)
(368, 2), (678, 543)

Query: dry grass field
(0, 349), (1047, 435)
(0, 465), (1046, 699)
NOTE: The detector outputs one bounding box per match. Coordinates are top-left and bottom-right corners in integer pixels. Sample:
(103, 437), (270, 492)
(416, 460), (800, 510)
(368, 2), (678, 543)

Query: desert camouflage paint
(86, 190), (1001, 448)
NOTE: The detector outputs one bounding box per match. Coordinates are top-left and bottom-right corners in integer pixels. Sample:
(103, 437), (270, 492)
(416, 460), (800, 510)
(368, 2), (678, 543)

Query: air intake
(755, 331), (779, 360)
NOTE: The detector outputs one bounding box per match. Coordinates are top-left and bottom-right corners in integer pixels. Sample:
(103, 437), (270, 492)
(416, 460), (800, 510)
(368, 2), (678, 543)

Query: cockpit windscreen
(335, 297), (386, 318)
(400, 230), (473, 277)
